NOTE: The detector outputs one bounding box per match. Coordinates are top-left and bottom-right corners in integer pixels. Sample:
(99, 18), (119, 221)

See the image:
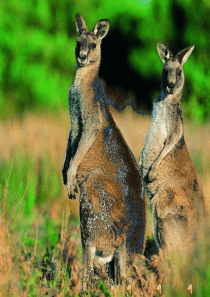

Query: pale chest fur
(142, 93), (184, 176)
(69, 79), (102, 130)
(141, 100), (168, 177)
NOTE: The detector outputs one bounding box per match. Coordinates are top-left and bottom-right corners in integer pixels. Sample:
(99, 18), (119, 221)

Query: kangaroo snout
(168, 82), (175, 89)
(79, 52), (87, 60)
(78, 52), (88, 64)
(167, 82), (175, 93)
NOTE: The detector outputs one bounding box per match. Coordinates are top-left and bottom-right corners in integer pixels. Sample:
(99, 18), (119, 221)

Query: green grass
(0, 154), (82, 296)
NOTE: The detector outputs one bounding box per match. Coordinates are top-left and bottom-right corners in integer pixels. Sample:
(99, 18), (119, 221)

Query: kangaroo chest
(141, 101), (168, 177)
(77, 110), (138, 189)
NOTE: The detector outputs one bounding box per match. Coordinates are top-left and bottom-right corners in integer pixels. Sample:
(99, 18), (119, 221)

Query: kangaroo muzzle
(167, 82), (175, 94)
(78, 51), (88, 65)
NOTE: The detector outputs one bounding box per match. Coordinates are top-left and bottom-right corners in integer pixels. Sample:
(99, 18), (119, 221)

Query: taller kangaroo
(62, 14), (146, 290)
(140, 42), (205, 256)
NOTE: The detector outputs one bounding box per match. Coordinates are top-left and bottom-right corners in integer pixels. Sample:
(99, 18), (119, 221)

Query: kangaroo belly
(146, 139), (199, 197)
(151, 185), (196, 251)
(162, 213), (195, 251)
(77, 118), (146, 252)
(148, 139), (203, 251)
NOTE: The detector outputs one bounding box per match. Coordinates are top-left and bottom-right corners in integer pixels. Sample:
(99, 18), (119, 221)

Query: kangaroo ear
(157, 41), (172, 63)
(93, 19), (109, 39)
(176, 46), (194, 65)
(75, 13), (88, 34)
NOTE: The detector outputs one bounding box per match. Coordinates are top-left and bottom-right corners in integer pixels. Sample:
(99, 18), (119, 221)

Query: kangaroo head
(157, 42), (194, 95)
(75, 14), (109, 67)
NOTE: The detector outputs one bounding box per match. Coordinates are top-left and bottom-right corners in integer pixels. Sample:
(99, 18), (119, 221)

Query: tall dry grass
(0, 106), (209, 296)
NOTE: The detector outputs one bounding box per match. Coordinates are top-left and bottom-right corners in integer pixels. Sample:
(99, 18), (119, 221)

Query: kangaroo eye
(91, 43), (96, 49)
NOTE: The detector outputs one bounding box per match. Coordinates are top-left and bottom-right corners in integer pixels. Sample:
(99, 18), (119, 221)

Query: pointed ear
(75, 13), (88, 34)
(176, 46), (194, 65)
(93, 19), (109, 39)
(157, 41), (173, 63)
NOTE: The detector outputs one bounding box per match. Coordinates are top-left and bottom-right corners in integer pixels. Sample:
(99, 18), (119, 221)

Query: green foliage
(99, 281), (112, 297)
(0, 151), (78, 296)
(0, 0), (210, 120)
(42, 214), (60, 246)
(0, 0), (76, 115)
(127, 0), (210, 122)
(35, 155), (62, 205)
(0, 154), (61, 249)
(0, 154), (62, 212)
(0, 156), (35, 224)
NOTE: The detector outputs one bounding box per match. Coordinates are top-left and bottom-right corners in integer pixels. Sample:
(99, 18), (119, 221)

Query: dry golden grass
(0, 106), (210, 296)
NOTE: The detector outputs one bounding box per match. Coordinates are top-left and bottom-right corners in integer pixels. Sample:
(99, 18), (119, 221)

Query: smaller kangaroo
(62, 14), (146, 291)
(139, 42), (206, 256)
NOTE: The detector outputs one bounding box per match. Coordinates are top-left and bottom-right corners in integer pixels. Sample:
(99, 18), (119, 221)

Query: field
(0, 106), (210, 296)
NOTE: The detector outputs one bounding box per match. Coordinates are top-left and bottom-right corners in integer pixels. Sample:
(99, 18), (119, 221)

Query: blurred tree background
(0, 0), (210, 121)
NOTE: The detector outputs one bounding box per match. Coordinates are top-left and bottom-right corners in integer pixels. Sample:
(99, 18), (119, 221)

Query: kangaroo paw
(66, 170), (78, 199)
(67, 182), (78, 199)
(148, 168), (157, 182)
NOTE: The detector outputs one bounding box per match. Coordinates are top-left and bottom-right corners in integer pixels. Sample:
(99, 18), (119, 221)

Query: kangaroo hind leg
(81, 243), (95, 293)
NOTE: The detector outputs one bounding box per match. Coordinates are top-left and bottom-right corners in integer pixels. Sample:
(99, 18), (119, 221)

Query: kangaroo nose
(79, 52), (87, 60)
(168, 82), (175, 89)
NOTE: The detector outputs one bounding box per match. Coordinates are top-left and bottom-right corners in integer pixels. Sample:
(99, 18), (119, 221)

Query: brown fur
(62, 14), (146, 291)
(140, 42), (206, 256)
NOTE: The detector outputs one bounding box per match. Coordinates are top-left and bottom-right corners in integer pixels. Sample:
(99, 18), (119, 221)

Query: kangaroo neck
(73, 60), (109, 123)
(75, 61), (100, 89)
(73, 61), (103, 111)
(154, 88), (184, 129)
(153, 88), (184, 124)
(158, 88), (183, 104)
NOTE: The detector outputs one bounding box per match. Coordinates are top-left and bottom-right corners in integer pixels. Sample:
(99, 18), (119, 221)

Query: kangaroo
(139, 42), (205, 256)
(62, 14), (146, 291)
